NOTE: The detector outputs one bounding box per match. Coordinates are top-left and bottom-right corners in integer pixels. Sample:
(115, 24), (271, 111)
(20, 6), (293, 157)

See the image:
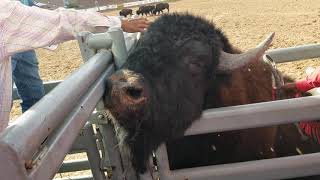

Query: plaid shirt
(0, 0), (121, 132)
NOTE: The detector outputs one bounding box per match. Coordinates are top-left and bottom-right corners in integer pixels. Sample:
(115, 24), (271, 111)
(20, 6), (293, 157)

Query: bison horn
(217, 32), (275, 73)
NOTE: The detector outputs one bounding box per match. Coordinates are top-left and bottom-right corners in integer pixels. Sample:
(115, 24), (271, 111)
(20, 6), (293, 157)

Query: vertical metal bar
(94, 103), (137, 180)
(98, 124), (138, 180)
(83, 123), (107, 180)
(77, 32), (97, 62)
(108, 27), (128, 68)
(98, 124), (124, 180)
(76, 31), (110, 180)
(89, 31), (137, 179)
(139, 155), (158, 180)
(155, 144), (171, 180)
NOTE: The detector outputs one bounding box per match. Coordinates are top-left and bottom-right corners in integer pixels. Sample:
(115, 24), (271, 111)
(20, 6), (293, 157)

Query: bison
(136, 5), (155, 16)
(104, 13), (320, 174)
(152, 2), (169, 15)
(119, 8), (133, 18)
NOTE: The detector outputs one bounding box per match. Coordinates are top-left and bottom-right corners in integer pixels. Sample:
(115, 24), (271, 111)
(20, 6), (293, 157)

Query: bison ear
(217, 32), (275, 73)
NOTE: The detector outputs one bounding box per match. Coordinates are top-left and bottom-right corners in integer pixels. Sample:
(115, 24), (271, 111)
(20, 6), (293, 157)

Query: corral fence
(35, 0), (166, 12)
(2, 28), (320, 180)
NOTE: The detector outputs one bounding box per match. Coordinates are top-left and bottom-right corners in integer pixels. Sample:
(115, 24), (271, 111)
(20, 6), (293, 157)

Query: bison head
(104, 13), (274, 173)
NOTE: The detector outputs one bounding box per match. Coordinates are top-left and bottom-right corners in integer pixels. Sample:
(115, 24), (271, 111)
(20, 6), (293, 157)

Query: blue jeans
(64, 0), (70, 7)
(12, 50), (45, 112)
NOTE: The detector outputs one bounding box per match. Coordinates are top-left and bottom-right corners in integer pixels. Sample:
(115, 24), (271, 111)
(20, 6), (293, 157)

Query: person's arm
(0, 1), (121, 60)
(281, 67), (320, 93)
(121, 18), (150, 33)
(295, 67), (320, 92)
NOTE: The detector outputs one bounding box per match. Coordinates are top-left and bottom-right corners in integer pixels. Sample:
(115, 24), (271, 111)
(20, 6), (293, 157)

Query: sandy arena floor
(9, 0), (320, 177)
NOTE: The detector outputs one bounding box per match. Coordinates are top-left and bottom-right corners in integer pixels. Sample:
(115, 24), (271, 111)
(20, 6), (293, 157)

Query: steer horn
(217, 32), (275, 73)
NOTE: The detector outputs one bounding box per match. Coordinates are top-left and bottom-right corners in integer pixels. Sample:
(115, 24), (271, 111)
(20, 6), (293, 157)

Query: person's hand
(295, 67), (320, 92)
(121, 18), (150, 33)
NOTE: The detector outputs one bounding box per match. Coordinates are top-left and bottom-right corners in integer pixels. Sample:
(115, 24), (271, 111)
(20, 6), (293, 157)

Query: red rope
(299, 121), (320, 144)
(295, 92), (320, 144)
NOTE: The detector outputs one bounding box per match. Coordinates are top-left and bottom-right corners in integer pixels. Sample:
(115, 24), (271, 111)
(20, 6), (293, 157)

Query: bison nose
(124, 86), (143, 99)
(120, 83), (148, 105)
(106, 70), (148, 108)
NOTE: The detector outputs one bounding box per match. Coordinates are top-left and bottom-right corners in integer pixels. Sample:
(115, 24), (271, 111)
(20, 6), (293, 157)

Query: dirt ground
(9, 0), (320, 178)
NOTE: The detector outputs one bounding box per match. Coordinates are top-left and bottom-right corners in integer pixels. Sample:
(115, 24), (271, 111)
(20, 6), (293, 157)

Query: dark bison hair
(126, 13), (235, 74)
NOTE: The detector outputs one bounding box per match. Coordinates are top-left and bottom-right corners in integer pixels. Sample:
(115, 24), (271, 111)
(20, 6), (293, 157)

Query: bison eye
(126, 87), (143, 99)
(188, 62), (203, 74)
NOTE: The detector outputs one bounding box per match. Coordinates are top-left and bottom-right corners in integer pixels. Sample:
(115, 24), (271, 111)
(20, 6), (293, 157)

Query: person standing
(12, 0), (45, 113)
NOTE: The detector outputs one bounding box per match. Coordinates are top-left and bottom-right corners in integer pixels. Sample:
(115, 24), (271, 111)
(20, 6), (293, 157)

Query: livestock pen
(2, 27), (320, 180)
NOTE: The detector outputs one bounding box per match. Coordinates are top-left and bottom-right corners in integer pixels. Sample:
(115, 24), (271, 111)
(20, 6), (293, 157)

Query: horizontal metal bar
(86, 31), (138, 54)
(87, 33), (113, 50)
(29, 66), (114, 180)
(58, 159), (90, 173)
(0, 50), (112, 162)
(13, 80), (62, 100)
(185, 95), (320, 136)
(266, 44), (320, 63)
(163, 153), (320, 180)
(54, 175), (93, 180)
(156, 144), (320, 180)
(68, 149), (87, 154)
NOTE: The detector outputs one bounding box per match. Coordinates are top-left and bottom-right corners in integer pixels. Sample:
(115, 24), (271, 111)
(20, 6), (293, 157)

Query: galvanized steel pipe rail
(266, 43), (320, 63)
(186, 95), (320, 135)
(0, 50), (112, 178)
(156, 143), (320, 180)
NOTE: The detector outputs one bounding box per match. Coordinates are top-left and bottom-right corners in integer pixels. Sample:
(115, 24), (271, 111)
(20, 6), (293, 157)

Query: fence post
(108, 27), (128, 69)
(82, 123), (107, 180)
(76, 32), (109, 180)
(76, 30), (139, 180)
(77, 32), (97, 62)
